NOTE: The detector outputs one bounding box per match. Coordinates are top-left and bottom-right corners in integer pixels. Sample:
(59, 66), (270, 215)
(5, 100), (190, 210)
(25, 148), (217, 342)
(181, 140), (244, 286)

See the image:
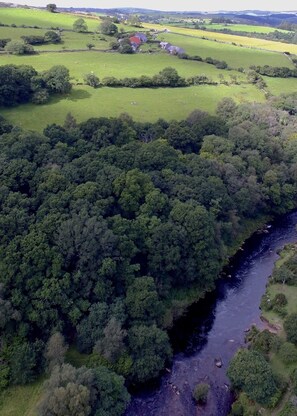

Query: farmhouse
(129, 33), (148, 51)
(168, 45), (185, 55)
(129, 36), (142, 51)
(160, 41), (171, 50)
(135, 32), (148, 42)
(159, 41), (185, 55)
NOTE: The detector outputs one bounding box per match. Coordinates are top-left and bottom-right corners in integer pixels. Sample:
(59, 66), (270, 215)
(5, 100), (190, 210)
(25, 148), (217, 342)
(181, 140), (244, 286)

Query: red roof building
(129, 36), (141, 45)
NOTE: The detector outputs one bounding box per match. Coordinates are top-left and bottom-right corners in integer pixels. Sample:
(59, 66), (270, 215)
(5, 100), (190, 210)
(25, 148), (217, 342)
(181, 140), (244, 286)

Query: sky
(23, 0), (297, 12)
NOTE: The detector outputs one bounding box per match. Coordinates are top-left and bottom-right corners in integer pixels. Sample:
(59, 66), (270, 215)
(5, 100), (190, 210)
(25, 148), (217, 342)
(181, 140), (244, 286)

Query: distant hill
(60, 7), (297, 27)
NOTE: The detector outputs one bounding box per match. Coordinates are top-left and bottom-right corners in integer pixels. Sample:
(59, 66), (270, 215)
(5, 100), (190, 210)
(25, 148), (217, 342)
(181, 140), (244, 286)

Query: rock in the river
(214, 358), (222, 368)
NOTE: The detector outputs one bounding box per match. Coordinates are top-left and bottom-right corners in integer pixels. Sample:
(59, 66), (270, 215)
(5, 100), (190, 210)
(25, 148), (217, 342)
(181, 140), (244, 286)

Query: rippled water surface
(126, 212), (297, 416)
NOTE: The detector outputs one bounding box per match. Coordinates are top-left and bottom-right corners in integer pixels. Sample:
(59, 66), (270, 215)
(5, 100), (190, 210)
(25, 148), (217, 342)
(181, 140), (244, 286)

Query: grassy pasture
(0, 8), (101, 31)
(264, 77), (297, 97)
(1, 83), (264, 131)
(0, 26), (47, 38)
(145, 23), (297, 54)
(262, 284), (297, 332)
(0, 26), (113, 51)
(157, 32), (294, 68)
(0, 50), (247, 82)
(0, 378), (43, 416)
(201, 23), (290, 34)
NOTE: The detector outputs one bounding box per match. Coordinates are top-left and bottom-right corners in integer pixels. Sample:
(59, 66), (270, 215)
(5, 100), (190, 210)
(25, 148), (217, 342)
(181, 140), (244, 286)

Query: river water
(126, 211), (297, 416)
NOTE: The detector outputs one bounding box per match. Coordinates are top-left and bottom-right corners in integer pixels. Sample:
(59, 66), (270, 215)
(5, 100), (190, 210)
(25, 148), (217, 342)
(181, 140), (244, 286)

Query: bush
(120, 43), (134, 54)
(100, 20), (118, 36)
(84, 73), (100, 88)
(73, 18), (88, 33)
(227, 349), (278, 406)
(279, 342), (297, 364)
(44, 31), (61, 44)
(102, 76), (121, 87)
(4, 40), (34, 55)
(260, 294), (273, 311)
(31, 89), (50, 104)
(291, 368), (297, 394)
(0, 38), (11, 48)
(21, 35), (45, 45)
(193, 382), (209, 404)
(284, 313), (297, 344)
(230, 401), (244, 416)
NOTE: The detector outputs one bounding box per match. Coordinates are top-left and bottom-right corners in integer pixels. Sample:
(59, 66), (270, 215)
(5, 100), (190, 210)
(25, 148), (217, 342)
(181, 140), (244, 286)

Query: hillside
(1, 7), (297, 130)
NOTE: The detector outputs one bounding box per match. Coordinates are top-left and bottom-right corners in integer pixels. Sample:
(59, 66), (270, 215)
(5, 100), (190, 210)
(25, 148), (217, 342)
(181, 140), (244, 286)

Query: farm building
(135, 32), (148, 42)
(168, 45), (185, 55)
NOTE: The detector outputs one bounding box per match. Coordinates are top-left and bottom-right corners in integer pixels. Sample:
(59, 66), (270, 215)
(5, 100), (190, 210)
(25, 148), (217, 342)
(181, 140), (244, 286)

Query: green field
(0, 8), (101, 31)
(264, 77), (297, 96)
(1, 84), (265, 131)
(0, 26), (47, 38)
(0, 378), (43, 416)
(0, 347), (90, 416)
(202, 23), (290, 34)
(262, 284), (297, 332)
(157, 33), (295, 68)
(0, 26), (114, 51)
(145, 23), (297, 54)
(0, 8), (295, 132)
(0, 50), (247, 82)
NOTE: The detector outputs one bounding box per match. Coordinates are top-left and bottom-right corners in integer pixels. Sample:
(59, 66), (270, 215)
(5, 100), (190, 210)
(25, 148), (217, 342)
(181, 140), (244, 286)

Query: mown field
(201, 23), (290, 34)
(1, 84), (265, 131)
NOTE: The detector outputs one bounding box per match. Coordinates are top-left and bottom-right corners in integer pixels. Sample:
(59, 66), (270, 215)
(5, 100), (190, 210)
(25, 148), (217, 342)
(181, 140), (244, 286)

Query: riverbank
(162, 214), (272, 329)
(229, 241), (297, 416)
(126, 211), (297, 416)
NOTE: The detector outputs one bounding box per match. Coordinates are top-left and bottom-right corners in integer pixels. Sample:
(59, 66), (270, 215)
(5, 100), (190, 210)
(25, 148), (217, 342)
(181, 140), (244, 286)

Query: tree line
(1, 95), (297, 414)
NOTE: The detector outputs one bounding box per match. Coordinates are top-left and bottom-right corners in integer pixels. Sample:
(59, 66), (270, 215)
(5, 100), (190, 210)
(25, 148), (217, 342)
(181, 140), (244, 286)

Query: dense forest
(1, 93), (297, 415)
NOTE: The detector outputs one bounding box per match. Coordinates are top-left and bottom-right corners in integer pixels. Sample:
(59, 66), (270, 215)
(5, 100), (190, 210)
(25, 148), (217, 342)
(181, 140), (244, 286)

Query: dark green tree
(10, 342), (38, 385)
(126, 277), (163, 324)
(284, 313), (297, 344)
(128, 325), (172, 383)
(84, 73), (100, 88)
(73, 18), (88, 33)
(44, 332), (68, 372)
(77, 303), (108, 353)
(94, 317), (127, 362)
(4, 40), (34, 55)
(99, 20), (118, 36)
(227, 349), (278, 406)
(42, 65), (72, 94)
(44, 31), (61, 43)
(46, 4), (57, 12)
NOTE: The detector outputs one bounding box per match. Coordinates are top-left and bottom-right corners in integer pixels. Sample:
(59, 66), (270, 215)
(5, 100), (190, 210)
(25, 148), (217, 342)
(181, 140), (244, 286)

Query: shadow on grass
(44, 88), (92, 106)
(67, 89), (92, 101)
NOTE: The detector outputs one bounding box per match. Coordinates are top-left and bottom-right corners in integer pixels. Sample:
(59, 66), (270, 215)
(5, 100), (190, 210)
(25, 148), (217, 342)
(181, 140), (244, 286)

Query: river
(125, 211), (297, 416)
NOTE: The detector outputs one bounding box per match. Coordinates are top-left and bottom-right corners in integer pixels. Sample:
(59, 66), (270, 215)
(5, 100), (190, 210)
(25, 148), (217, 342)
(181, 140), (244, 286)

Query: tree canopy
(73, 18), (88, 33)
(1, 93), (297, 414)
(227, 349), (278, 406)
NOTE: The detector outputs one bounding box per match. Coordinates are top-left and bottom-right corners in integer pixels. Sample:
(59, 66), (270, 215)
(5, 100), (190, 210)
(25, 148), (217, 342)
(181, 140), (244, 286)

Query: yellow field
(144, 23), (297, 54)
